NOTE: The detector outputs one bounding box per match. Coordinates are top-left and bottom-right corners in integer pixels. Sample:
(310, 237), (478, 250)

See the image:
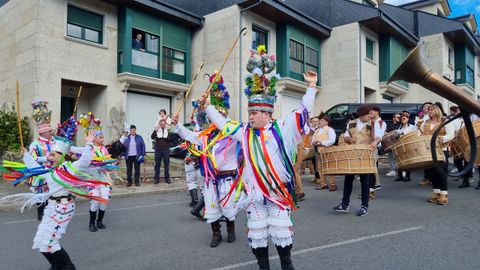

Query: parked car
(169, 123), (191, 158)
(324, 103), (423, 143)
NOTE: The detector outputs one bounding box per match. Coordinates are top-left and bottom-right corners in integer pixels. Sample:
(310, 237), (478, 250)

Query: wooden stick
(175, 60), (205, 116)
(72, 85), (83, 117)
(201, 27), (247, 102)
(16, 81), (24, 149)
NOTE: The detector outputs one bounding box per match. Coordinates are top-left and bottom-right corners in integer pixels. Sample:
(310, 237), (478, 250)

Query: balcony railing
(132, 49), (158, 70)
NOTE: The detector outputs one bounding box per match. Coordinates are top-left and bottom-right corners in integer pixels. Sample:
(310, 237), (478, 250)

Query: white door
(126, 92), (171, 152)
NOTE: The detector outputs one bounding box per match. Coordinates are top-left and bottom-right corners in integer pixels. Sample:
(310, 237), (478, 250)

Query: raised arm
(205, 105), (243, 142)
(173, 123), (202, 145)
(71, 131), (95, 171)
(23, 149), (41, 169)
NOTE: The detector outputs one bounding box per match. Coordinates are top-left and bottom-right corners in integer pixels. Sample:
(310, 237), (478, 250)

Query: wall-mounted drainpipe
(358, 25), (363, 103)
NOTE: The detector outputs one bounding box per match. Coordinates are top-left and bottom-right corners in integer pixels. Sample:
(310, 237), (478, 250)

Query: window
(448, 47), (454, 66)
(252, 26), (268, 52)
(289, 39), (304, 74)
(305, 47), (318, 72)
(326, 105), (348, 119)
(366, 38), (374, 61)
(132, 29), (159, 70)
(67, 5), (103, 44)
(466, 65), (474, 87)
(163, 47), (185, 76)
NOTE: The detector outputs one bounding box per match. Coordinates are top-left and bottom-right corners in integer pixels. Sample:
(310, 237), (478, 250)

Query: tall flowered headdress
(244, 45), (280, 113)
(31, 99), (53, 134)
(51, 116), (78, 154)
(190, 71), (231, 131)
(78, 112), (103, 137)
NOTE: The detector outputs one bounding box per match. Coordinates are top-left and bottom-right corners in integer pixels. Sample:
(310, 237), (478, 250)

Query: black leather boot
(403, 171), (411, 182)
(50, 247), (76, 270)
(97, 210), (106, 229)
(276, 245), (295, 270)
(252, 247), (270, 270)
(190, 196), (204, 219)
(210, 221), (222, 247)
(226, 220), (235, 243)
(89, 211), (97, 232)
(37, 202), (46, 221)
(394, 171), (404, 182)
(189, 189), (199, 207)
(459, 178), (470, 188)
(42, 252), (55, 269)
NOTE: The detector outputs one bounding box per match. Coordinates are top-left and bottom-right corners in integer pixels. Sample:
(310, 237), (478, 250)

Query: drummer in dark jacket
(120, 125), (146, 187)
(151, 119), (171, 184)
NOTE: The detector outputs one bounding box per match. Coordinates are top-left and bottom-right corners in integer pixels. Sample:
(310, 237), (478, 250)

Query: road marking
(3, 200), (188, 225)
(212, 226), (424, 270)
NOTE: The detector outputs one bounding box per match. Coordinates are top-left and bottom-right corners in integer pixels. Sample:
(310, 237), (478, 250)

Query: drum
(317, 144), (377, 175)
(455, 120), (480, 165)
(381, 131), (399, 153)
(449, 135), (463, 159)
(393, 132), (445, 170)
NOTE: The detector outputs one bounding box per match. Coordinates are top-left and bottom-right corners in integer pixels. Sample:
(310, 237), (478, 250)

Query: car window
(327, 105), (348, 119)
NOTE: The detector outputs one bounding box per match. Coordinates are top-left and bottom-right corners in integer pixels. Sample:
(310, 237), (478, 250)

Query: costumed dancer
(421, 104), (454, 205)
(75, 112), (117, 232)
(333, 105), (382, 217)
(184, 153), (201, 207)
(0, 117), (109, 270)
(172, 72), (244, 248)
(28, 99), (54, 220)
(393, 112), (417, 182)
(205, 45), (317, 270)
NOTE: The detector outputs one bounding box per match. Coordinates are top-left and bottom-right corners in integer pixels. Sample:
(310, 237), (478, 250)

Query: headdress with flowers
(209, 71), (230, 116)
(31, 99), (53, 134)
(78, 112), (103, 137)
(51, 116), (78, 154)
(244, 45), (280, 113)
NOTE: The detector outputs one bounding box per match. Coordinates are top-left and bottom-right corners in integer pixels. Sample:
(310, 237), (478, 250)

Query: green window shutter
(67, 5), (103, 31)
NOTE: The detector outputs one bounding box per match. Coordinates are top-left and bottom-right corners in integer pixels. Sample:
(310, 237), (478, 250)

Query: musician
(386, 113), (402, 178)
(370, 106), (386, 193)
(334, 105), (382, 217)
(312, 115), (337, 191)
(449, 106), (473, 189)
(421, 104), (454, 205)
(394, 112), (417, 182)
(293, 117), (318, 200)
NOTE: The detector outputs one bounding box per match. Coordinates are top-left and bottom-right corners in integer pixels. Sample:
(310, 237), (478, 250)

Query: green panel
(379, 35), (408, 88)
(276, 23), (289, 78)
(68, 5), (103, 31)
(131, 9), (160, 35)
(162, 72), (186, 83)
(132, 65), (159, 78)
(454, 45), (466, 84)
(163, 22), (189, 51)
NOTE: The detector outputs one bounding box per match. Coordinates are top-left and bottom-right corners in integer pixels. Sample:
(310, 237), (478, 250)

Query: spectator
(151, 119), (171, 184)
(120, 125), (146, 187)
(132, 33), (145, 51)
(156, 109), (172, 129)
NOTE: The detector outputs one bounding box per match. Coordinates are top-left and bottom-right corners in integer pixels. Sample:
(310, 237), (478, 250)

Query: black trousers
(126, 156), (140, 183)
(454, 158), (473, 178)
(342, 174), (372, 208)
(154, 150), (170, 181)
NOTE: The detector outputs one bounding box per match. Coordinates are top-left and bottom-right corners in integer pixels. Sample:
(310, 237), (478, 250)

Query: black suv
(324, 103), (423, 141)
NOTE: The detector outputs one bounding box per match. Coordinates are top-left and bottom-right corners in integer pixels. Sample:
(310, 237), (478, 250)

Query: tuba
(388, 44), (480, 177)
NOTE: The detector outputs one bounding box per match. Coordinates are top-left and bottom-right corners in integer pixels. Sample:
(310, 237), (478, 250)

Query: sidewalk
(0, 157), (188, 211)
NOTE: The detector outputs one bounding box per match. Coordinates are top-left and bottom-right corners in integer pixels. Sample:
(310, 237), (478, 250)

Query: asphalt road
(1, 171), (479, 270)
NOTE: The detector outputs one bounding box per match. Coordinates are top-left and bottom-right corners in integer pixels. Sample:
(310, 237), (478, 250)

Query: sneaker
(333, 203), (350, 213)
(373, 184), (382, 191)
(386, 171), (397, 177)
(357, 206), (368, 217)
(450, 168), (458, 174)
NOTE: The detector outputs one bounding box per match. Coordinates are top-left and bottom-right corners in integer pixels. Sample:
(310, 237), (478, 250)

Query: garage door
(280, 94), (302, 119)
(126, 92), (171, 152)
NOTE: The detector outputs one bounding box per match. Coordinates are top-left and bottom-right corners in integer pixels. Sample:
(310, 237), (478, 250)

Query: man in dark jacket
(151, 119), (171, 184)
(120, 125), (146, 187)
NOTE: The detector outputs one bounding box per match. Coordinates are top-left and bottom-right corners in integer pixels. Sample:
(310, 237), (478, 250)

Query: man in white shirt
(369, 106), (386, 192)
(312, 115), (337, 191)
